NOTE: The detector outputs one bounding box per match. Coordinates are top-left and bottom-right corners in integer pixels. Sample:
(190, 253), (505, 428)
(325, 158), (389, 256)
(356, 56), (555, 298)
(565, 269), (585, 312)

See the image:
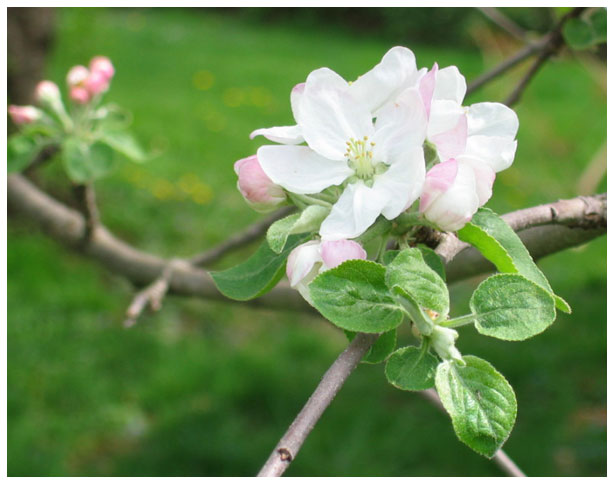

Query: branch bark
(8, 173), (606, 314)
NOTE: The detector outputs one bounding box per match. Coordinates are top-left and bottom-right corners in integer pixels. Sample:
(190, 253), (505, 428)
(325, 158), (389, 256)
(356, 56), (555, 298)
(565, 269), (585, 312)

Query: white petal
(297, 68), (374, 160)
(319, 182), (388, 240)
(374, 87), (428, 150)
(349, 46), (421, 114)
(458, 156), (496, 206)
(423, 162), (479, 231)
(433, 66), (467, 105)
(290, 82), (305, 122)
(467, 102), (519, 138)
(430, 113), (467, 161)
(250, 125), (304, 145)
(464, 135), (517, 172)
(257, 145), (353, 195)
(427, 99), (465, 139)
(372, 145), (425, 219)
(286, 240), (322, 287)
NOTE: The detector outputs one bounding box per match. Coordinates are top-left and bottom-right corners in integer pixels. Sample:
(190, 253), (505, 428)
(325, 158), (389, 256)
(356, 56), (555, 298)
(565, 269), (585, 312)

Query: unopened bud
(35, 81), (61, 105)
(431, 326), (463, 363)
(8, 105), (42, 125)
(67, 65), (90, 87)
(234, 154), (286, 212)
(84, 69), (110, 95)
(69, 86), (91, 105)
(90, 56), (115, 81)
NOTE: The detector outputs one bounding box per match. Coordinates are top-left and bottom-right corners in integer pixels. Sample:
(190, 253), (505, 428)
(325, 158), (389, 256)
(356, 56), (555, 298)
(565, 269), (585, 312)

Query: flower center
(345, 136), (376, 180)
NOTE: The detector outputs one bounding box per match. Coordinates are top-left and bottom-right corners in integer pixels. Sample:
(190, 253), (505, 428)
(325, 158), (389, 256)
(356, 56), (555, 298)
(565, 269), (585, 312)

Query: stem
(257, 332), (378, 477)
(440, 314), (476, 329)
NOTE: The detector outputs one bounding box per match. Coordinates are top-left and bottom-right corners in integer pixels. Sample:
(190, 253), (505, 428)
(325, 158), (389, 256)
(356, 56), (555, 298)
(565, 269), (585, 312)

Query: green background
(8, 7), (606, 476)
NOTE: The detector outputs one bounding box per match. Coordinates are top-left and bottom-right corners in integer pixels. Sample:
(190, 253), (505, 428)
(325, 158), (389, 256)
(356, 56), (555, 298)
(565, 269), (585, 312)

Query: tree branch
(72, 182), (100, 245)
(477, 7), (529, 43)
(504, 7), (586, 106)
(8, 174), (606, 314)
(257, 332), (379, 477)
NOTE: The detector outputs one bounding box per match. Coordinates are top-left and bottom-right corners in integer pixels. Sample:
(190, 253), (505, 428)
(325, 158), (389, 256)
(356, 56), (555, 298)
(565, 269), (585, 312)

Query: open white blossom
(253, 47), (428, 240)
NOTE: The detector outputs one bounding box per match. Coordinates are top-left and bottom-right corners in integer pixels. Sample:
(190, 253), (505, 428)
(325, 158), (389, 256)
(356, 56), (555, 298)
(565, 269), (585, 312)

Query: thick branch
(477, 7), (529, 43)
(8, 174), (606, 314)
(257, 333), (379, 477)
(72, 182), (100, 245)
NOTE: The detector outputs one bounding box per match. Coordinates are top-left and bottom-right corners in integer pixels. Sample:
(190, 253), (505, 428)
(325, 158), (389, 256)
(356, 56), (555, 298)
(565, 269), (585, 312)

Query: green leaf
(385, 248), (449, 315)
(382, 250), (400, 266)
(457, 208), (569, 313)
(385, 345), (439, 391)
(417, 245), (446, 281)
(62, 138), (115, 182)
(435, 356), (517, 457)
(7, 135), (41, 172)
(470, 274), (557, 341)
(99, 131), (147, 162)
(310, 260), (404, 333)
(266, 205), (327, 253)
(210, 234), (307, 301)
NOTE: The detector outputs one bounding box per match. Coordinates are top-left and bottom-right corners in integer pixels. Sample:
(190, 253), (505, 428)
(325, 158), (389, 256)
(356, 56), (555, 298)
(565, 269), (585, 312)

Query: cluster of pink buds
(67, 56), (115, 104)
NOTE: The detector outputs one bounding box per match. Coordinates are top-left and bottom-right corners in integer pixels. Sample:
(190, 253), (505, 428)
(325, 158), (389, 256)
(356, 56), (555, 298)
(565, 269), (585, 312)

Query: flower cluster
(234, 47), (519, 299)
(8, 56), (115, 129)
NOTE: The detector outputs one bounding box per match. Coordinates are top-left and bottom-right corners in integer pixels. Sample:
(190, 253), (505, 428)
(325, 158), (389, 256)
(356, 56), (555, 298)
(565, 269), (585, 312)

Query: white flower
(254, 47), (428, 240)
(287, 239), (367, 304)
(417, 63), (519, 230)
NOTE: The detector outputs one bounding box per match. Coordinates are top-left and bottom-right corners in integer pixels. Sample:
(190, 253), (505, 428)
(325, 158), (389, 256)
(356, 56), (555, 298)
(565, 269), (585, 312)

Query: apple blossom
(70, 86), (91, 105)
(67, 65), (90, 87)
(83, 69), (110, 96)
(286, 239), (367, 304)
(8, 105), (42, 125)
(234, 154), (287, 212)
(254, 47), (428, 240)
(417, 63), (519, 230)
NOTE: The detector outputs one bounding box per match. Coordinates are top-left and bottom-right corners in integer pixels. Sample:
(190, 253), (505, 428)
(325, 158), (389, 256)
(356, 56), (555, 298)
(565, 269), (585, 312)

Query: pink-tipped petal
(84, 70), (110, 95)
(320, 240), (367, 269)
(90, 56), (115, 80)
(8, 105), (42, 124)
(419, 63), (438, 118)
(419, 159), (459, 213)
(430, 113), (468, 160)
(234, 154), (286, 212)
(69, 86), (91, 104)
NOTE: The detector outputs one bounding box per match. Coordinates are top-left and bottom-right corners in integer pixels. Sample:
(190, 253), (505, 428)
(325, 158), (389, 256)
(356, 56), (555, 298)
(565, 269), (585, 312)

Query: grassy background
(8, 7), (606, 476)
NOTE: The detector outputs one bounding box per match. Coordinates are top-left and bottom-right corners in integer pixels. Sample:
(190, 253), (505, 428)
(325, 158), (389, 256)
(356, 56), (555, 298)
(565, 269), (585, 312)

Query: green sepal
(266, 205), (328, 253)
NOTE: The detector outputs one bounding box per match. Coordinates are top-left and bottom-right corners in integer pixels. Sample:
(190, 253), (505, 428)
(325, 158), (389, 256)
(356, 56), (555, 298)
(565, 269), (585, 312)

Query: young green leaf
(266, 205), (328, 253)
(8, 135), (42, 173)
(346, 329), (398, 364)
(385, 345), (439, 391)
(62, 138), (115, 182)
(435, 356), (517, 457)
(417, 245), (446, 281)
(385, 248), (449, 315)
(210, 233), (307, 301)
(563, 17), (596, 50)
(99, 131), (147, 162)
(470, 274), (556, 341)
(310, 260), (405, 333)
(457, 207), (570, 313)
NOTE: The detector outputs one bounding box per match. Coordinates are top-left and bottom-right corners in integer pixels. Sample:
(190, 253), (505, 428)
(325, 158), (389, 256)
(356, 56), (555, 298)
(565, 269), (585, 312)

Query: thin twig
(124, 258), (191, 327)
(189, 206), (295, 267)
(257, 333), (379, 477)
(477, 7), (529, 43)
(72, 182), (100, 245)
(420, 389), (526, 477)
(504, 7), (586, 106)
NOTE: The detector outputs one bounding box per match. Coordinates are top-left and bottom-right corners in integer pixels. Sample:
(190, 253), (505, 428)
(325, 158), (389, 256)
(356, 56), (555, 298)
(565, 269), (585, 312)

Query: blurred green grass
(8, 7), (606, 476)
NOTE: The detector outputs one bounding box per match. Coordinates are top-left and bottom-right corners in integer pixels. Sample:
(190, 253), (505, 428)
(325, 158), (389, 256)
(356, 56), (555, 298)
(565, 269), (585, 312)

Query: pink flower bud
(67, 65), (90, 87)
(90, 56), (115, 81)
(234, 154), (286, 212)
(35, 80), (61, 105)
(83, 70), (110, 95)
(320, 240), (367, 269)
(419, 159), (479, 232)
(69, 86), (91, 105)
(8, 105), (42, 124)
(286, 239), (367, 304)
